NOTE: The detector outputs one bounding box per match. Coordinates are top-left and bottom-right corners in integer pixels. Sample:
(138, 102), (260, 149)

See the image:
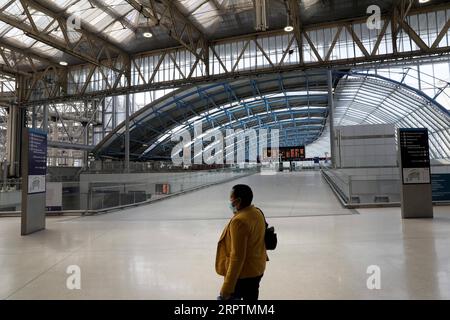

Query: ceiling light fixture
(59, 61), (68, 66)
(284, 26), (294, 32)
(143, 32), (153, 38)
(418, 0), (430, 3)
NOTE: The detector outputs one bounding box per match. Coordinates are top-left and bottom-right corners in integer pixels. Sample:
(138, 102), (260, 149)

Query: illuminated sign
(263, 146), (305, 161)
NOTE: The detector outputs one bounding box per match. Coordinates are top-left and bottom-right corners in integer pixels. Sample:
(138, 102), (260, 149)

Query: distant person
(216, 184), (267, 300)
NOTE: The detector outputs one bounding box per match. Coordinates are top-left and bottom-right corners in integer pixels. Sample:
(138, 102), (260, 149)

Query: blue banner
(432, 174), (450, 202)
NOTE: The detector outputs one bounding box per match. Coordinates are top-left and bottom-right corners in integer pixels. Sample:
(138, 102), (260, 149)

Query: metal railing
(85, 160), (236, 174)
(322, 165), (450, 208)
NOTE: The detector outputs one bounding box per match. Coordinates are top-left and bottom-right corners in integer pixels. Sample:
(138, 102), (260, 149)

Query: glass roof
(93, 71), (329, 160)
(0, 0), (269, 67)
(0, 0), (448, 70)
(335, 73), (450, 159)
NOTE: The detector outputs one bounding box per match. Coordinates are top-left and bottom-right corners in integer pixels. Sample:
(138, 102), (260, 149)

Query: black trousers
(232, 274), (264, 301)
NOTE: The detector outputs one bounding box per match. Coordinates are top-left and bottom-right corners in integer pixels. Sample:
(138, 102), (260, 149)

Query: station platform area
(1, 171), (450, 300)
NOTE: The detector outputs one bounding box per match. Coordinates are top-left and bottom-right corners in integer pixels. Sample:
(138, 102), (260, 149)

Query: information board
(264, 146), (305, 161)
(399, 128), (431, 185)
(27, 129), (47, 194)
(21, 128), (48, 235)
(432, 174), (450, 202)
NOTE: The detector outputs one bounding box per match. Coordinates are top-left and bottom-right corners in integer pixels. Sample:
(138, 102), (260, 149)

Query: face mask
(229, 202), (238, 213)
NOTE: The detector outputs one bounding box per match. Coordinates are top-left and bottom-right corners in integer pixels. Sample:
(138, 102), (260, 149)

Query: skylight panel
(3, 28), (36, 47)
(103, 21), (135, 43)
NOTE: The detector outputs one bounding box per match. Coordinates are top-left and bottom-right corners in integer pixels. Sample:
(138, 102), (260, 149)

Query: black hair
(232, 184), (253, 208)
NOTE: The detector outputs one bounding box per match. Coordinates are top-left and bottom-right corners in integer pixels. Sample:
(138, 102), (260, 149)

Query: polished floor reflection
(1, 171), (450, 299)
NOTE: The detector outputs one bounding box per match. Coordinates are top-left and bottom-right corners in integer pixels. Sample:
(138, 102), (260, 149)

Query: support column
(112, 96), (117, 129)
(83, 100), (89, 169)
(101, 98), (106, 139)
(52, 117), (58, 166)
(124, 56), (131, 173)
(43, 103), (48, 133)
(6, 104), (25, 177)
(125, 93), (130, 173)
(327, 69), (336, 168)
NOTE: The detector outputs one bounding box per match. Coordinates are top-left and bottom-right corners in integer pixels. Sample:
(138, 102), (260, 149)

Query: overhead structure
(0, 0), (449, 166)
(93, 68), (450, 161)
(0, 0), (447, 104)
(93, 70), (331, 160)
(334, 72), (450, 159)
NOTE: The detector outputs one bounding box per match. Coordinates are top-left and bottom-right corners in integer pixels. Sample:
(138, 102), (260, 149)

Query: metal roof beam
(89, 0), (137, 33)
(125, 0), (208, 64)
(0, 63), (31, 77)
(0, 39), (60, 69)
(0, 0), (129, 73)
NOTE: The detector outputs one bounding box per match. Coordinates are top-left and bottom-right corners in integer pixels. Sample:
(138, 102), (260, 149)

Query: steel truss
(3, 2), (447, 106)
(93, 71), (330, 160)
(1, 1), (449, 165)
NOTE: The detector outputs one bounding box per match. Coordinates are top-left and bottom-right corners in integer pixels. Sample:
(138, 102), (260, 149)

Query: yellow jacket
(216, 205), (267, 295)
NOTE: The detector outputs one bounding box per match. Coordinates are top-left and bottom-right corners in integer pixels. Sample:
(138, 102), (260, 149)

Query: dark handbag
(257, 208), (277, 250)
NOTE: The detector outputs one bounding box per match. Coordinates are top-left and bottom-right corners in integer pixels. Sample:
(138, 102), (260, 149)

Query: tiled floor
(1, 171), (450, 299)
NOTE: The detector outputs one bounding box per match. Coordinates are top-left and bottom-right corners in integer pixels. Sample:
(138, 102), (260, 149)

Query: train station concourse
(1, 0), (450, 305)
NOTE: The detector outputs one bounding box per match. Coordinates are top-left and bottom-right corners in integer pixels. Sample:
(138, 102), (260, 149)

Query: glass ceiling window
(335, 73), (450, 159)
(357, 58), (450, 110)
(0, 1), (68, 61)
(52, 0), (139, 44)
(178, 0), (253, 32)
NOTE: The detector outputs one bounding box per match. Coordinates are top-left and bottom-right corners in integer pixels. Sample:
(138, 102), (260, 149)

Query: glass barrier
(0, 165), (258, 214)
(321, 165), (450, 206)
(322, 167), (401, 205)
(59, 166), (258, 213)
(0, 178), (22, 212)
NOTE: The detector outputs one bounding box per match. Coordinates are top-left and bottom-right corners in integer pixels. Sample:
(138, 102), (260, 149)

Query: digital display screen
(263, 146), (305, 161)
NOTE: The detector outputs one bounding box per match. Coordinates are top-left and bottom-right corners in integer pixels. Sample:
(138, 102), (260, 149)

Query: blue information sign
(432, 174), (450, 202)
(27, 128), (47, 194)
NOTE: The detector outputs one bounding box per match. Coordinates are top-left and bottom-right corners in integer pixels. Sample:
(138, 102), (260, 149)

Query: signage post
(398, 128), (433, 219)
(21, 128), (47, 235)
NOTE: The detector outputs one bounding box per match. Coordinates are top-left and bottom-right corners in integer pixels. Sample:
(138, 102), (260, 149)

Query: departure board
(263, 146), (305, 161)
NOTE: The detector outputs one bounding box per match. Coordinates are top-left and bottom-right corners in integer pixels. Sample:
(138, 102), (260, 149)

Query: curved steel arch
(93, 70), (331, 160)
(94, 68), (450, 161)
(112, 118), (327, 160)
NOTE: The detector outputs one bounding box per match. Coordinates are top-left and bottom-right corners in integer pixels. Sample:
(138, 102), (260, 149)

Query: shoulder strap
(256, 207), (268, 228)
